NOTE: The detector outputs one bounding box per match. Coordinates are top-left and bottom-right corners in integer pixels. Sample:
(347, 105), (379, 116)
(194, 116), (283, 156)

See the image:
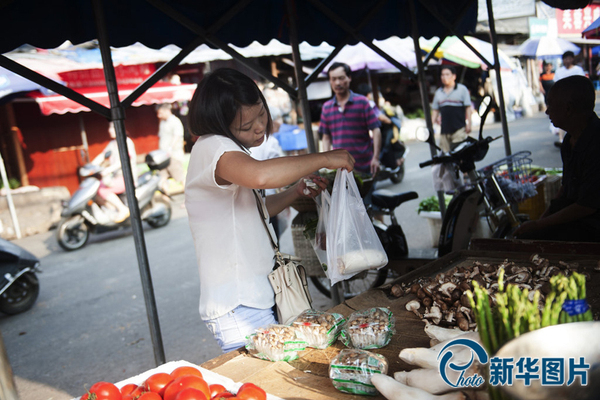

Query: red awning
(29, 82), (197, 115)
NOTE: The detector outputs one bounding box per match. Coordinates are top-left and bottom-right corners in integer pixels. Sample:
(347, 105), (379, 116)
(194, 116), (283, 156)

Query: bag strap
(252, 189), (279, 251)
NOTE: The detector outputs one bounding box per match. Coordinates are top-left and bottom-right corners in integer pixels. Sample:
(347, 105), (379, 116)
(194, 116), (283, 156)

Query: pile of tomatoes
(80, 366), (267, 400)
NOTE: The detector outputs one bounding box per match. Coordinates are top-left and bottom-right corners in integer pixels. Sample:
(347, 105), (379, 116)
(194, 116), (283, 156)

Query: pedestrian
(539, 61), (555, 106)
(431, 65), (473, 153)
(156, 103), (186, 191)
(551, 51), (585, 147)
(514, 76), (600, 242)
(319, 62), (382, 178)
(91, 121), (137, 223)
(184, 68), (354, 353)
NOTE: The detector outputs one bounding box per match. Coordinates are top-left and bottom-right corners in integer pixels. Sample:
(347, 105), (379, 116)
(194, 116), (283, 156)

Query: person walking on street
(539, 61), (555, 106)
(91, 121), (137, 223)
(319, 62), (382, 177)
(551, 51), (585, 147)
(431, 65), (473, 153)
(514, 76), (600, 242)
(185, 68), (354, 353)
(156, 103), (186, 191)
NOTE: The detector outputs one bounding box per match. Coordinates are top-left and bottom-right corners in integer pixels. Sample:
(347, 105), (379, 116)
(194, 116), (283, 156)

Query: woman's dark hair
(327, 62), (352, 79)
(188, 68), (273, 149)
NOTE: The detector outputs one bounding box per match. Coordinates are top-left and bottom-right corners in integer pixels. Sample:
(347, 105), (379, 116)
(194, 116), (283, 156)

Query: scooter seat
(371, 189), (418, 210)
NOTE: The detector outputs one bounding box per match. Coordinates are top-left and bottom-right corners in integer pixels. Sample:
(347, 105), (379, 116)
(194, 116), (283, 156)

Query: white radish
(394, 365), (481, 395)
(425, 324), (466, 343)
(430, 331), (482, 353)
(371, 374), (466, 400)
(399, 346), (471, 369)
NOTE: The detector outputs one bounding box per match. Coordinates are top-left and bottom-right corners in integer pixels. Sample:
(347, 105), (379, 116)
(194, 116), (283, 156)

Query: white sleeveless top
(185, 134), (275, 320)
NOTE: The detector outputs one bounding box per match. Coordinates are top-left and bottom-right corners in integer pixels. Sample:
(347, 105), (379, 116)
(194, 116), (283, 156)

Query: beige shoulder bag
(253, 190), (312, 325)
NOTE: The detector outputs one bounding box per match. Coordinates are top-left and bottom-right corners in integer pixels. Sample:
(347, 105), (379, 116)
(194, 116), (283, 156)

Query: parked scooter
(376, 106), (406, 184)
(56, 150), (172, 251)
(0, 238), (41, 315)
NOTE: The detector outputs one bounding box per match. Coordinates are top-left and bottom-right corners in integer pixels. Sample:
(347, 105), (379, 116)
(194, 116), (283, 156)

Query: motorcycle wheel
(146, 193), (172, 228)
(310, 268), (388, 299)
(0, 272), (39, 315)
(389, 163), (405, 184)
(56, 215), (90, 251)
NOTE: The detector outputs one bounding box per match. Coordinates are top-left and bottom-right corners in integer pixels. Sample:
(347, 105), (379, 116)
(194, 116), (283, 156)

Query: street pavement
(2, 107), (566, 400)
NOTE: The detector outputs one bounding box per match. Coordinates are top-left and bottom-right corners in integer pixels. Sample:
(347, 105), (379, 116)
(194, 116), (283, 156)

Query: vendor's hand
(296, 174), (328, 198)
(322, 149), (355, 172)
(465, 124), (472, 134)
(370, 157), (381, 176)
(512, 220), (538, 238)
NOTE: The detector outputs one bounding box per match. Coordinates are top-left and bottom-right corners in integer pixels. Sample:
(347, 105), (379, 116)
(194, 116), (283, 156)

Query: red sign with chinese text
(557, 6), (600, 35)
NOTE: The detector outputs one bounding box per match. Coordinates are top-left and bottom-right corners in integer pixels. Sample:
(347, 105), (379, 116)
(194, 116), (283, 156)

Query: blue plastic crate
(273, 124), (308, 151)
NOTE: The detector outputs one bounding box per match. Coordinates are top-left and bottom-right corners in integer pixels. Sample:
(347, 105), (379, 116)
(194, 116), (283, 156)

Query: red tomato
(120, 384), (138, 396)
(82, 382), (122, 400)
(213, 392), (235, 399)
(170, 366), (203, 380)
(137, 393), (162, 400)
(144, 372), (174, 396)
(236, 386), (266, 400)
(163, 375), (210, 400)
(175, 387), (209, 400)
(237, 384), (266, 400)
(209, 384), (227, 398)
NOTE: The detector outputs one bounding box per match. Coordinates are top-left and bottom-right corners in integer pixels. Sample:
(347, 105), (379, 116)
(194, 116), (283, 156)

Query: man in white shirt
(552, 51), (585, 146)
(156, 103), (185, 190)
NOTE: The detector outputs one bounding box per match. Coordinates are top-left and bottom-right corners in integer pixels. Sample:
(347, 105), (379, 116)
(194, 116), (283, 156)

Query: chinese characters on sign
(557, 5), (600, 35)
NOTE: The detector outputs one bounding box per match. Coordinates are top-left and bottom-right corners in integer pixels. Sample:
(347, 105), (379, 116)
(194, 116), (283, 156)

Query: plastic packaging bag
(326, 169), (388, 286)
(310, 191), (330, 273)
(245, 324), (307, 362)
(340, 307), (395, 349)
(292, 309), (345, 349)
(329, 349), (388, 395)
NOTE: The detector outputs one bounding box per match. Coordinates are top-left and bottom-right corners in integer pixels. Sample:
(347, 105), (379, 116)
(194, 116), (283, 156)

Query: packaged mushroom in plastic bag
(329, 349), (388, 395)
(292, 309), (346, 349)
(245, 324), (307, 362)
(340, 307), (395, 349)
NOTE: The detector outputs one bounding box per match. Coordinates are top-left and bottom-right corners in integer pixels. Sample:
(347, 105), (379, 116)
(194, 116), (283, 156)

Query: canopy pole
(92, 0), (166, 367)
(286, 0), (316, 153)
(409, 0), (447, 217)
(486, 0), (511, 156)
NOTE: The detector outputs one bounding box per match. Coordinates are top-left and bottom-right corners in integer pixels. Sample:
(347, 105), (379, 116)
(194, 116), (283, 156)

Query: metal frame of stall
(0, 0), (511, 375)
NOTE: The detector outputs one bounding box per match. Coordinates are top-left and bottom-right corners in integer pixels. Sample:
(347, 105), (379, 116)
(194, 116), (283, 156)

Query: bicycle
(419, 96), (534, 256)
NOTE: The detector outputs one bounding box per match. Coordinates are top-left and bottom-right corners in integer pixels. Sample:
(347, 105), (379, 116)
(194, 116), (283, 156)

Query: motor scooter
(0, 238), (41, 315)
(56, 149), (172, 251)
(376, 110), (407, 184)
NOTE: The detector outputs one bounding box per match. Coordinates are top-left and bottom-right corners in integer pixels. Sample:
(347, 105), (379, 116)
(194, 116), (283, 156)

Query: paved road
(2, 109), (564, 400)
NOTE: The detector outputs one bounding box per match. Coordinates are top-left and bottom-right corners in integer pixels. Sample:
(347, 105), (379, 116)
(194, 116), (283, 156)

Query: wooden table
(201, 245), (600, 400)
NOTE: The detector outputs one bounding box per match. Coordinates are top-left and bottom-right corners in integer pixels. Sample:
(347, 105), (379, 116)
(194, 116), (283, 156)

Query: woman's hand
(295, 174), (328, 198)
(323, 149), (355, 172)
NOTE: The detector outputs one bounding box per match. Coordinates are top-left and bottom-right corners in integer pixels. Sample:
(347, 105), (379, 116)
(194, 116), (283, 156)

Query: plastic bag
(310, 191), (330, 273)
(245, 324), (307, 362)
(292, 309), (345, 349)
(326, 169), (387, 286)
(329, 349), (388, 395)
(339, 307), (395, 349)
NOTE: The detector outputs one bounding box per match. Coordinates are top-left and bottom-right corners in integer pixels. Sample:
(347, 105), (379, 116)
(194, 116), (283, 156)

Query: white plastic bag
(310, 191), (330, 273)
(326, 169), (388, 286)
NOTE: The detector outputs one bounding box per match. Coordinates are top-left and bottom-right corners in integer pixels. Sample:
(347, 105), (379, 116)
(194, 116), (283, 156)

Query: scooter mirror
(415, 126), (431, 142)
(104, 150), (112, 159)
(478, 96), (492, 117)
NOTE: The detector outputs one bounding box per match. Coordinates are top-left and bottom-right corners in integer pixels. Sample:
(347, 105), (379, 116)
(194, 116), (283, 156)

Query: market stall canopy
(583, 14), (600, 38)
(0, 66), (57, 102)
(517, 37), (580, 58)
(324, 37), (417, 72)
(420, 36), (514, 70)
(0, 0), (477, 55)
(24, 82), (197, 115)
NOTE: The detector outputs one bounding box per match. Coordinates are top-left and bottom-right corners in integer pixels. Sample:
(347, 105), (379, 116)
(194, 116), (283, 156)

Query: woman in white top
(185, 68), (354, 352)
